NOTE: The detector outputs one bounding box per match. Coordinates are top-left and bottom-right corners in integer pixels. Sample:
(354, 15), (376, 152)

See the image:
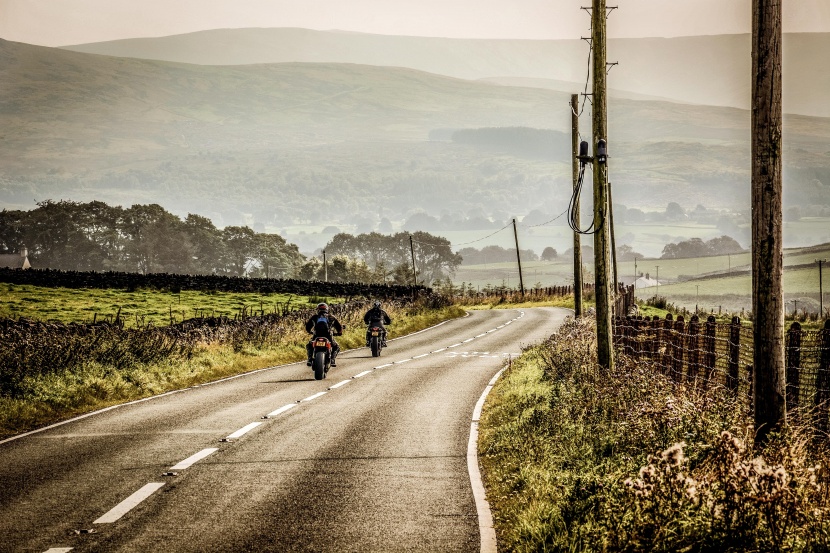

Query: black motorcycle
(310, 336), (333, 380)
(368, 325), (384, 357)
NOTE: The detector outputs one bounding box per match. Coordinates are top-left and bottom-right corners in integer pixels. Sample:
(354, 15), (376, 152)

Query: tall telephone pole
(752, 0), (785, 444)
(571, 94), (584, 317)
(592, 0), (614, 369)
(512, 218), (525, 296)
(409, 235), (417, 285)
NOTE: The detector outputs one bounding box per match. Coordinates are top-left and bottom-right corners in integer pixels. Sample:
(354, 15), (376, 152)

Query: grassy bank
(0, 301), (464, 439)
(479, 317), (830, 551)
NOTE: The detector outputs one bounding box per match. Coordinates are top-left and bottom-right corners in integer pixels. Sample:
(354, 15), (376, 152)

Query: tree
(220, 225), (258, 276)
(182, 214), (225, 274)
(540, 247), (558, 261)
(665, 202), (686, 221)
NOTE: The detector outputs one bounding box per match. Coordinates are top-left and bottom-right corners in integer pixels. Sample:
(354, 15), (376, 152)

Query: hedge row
(0, 268), (428, 298)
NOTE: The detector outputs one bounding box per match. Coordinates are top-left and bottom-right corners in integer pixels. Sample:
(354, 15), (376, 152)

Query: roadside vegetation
(0, 293), (464, 439)
(479, 317), (830, 551)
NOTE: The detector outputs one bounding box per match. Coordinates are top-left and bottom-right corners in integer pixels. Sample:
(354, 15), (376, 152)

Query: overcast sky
(1, 0), (828, 46)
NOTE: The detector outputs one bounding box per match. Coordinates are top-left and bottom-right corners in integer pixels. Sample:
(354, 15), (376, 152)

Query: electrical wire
(568, 162), (597, 235)
(409, 222), (513, 248)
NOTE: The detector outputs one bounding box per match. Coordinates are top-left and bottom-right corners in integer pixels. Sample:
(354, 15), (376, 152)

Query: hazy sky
(1, 0), (828, 46)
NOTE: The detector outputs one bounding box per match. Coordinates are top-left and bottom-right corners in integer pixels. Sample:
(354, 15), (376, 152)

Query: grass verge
(479, 317), (830, 551)
(0, 303), (465, 440)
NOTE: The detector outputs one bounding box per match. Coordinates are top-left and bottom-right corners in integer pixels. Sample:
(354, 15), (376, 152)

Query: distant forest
(0, 201), (463, 285)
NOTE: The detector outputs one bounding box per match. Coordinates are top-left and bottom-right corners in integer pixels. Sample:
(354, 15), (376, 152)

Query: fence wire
(613, 315), (830, 424)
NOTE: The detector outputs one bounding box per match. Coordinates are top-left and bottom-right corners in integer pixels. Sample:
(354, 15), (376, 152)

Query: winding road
(0, 307), (569, 553)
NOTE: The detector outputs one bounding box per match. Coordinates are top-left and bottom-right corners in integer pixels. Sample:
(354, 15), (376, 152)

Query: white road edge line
(94, 482), (165, 524)
(352, 370), (373, 379)
(170, 448), (219, 471)
(265, 404), (297, 418)
(468, 366), (506, 553)
(328, 380), (351, 390)
(224, 422), (263, 440)
(299, 392), (327, 402)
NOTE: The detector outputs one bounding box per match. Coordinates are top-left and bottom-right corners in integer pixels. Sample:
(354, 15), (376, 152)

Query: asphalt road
(0, 307), (570, 553)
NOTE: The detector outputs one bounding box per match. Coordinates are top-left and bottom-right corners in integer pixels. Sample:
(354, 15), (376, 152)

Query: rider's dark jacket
(363, 307), (391, 327)
(306, 313), (343, 339)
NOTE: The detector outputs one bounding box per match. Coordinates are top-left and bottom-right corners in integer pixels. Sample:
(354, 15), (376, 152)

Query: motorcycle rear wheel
(313, 351), (327, 380)
(370, 336), (381, 357)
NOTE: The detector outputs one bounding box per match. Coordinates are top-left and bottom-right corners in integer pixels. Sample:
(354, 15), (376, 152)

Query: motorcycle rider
(363, 300), (392, 347)
(305, 303), (343, 367)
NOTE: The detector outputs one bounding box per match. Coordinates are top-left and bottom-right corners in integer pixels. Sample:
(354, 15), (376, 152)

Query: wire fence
(613, 315), (830, 431)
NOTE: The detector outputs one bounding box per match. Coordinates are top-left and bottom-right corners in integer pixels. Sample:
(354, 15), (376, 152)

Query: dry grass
(479, 317), (830, 551)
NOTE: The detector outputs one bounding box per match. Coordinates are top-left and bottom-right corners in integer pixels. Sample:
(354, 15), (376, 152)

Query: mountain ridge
(61, 27), (830, 117)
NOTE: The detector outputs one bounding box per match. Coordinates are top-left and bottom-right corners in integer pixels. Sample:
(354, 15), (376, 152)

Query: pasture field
(0, 284), (326, 326)
(454, 242), (830, 317)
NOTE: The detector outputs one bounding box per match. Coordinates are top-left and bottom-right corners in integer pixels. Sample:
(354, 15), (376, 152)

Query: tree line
(318, 231), (462, 285)
(0, 200), (305, 277)
(0, 201), (464, 285)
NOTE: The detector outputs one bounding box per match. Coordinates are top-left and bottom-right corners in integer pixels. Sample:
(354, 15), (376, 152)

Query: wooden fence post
(703, 315), (717, 388)
(662, 314), (674, 375)
(727, 316), (741, 393)
(816, 320), (830, 433)
(688, 315), (701, 383)
(672, 316), (685, 381)
(785, 321), (802, 418)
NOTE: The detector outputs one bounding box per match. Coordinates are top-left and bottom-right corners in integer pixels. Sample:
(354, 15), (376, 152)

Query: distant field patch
(0, 284), (323, 326)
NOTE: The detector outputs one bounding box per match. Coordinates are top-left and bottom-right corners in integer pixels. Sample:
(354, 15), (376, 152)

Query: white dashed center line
(224, 422), (263, 440)
(413, 354), (429, 359)
(376, 363), (393, 368)
(94, 483), (165, 524)
(44, 549), (73, 553)
(299, 392), (327, 403)
(265, 404), (297, 418)
(328, 380), (351, 389)
(170, 448), (218, 471)
(353, 370), (373, 378)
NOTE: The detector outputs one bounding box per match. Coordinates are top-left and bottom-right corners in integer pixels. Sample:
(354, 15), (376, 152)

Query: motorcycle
(311, 336), (332, 380)
(368, 325), (384, 357)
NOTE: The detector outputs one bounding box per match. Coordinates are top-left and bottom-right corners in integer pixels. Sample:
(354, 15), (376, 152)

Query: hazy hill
(2, 38), (829, 257)
(63, 28), (830, 117)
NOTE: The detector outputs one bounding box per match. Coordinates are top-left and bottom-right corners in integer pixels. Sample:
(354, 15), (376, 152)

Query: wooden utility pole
(409, 235), (417, 285)
(323, 250), (328, 282)
(752, 0), (785, 444)
(512, 218), (525, 296)
(592, 0), (614, 369)
(571, 94), (584, 317)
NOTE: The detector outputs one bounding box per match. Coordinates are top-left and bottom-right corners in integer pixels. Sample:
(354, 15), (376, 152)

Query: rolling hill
(2, 37), (830, 258)
(63, 28), (830, 118)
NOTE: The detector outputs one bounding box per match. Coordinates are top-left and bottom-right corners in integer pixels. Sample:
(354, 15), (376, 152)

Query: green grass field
(454, 242), (830, 317)
(0, 284), (326, 326)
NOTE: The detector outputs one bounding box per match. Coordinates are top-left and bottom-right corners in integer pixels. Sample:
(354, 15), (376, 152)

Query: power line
(409, 222), (513, 248)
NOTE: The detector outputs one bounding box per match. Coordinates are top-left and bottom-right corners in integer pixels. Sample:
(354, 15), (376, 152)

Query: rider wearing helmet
(305, 303), (343, 367)
(363, 300), (392, 347)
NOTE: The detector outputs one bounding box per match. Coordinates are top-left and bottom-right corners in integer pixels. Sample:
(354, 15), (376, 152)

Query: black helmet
(373, 300), (381, 309)
(317, 303), (329, 313)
